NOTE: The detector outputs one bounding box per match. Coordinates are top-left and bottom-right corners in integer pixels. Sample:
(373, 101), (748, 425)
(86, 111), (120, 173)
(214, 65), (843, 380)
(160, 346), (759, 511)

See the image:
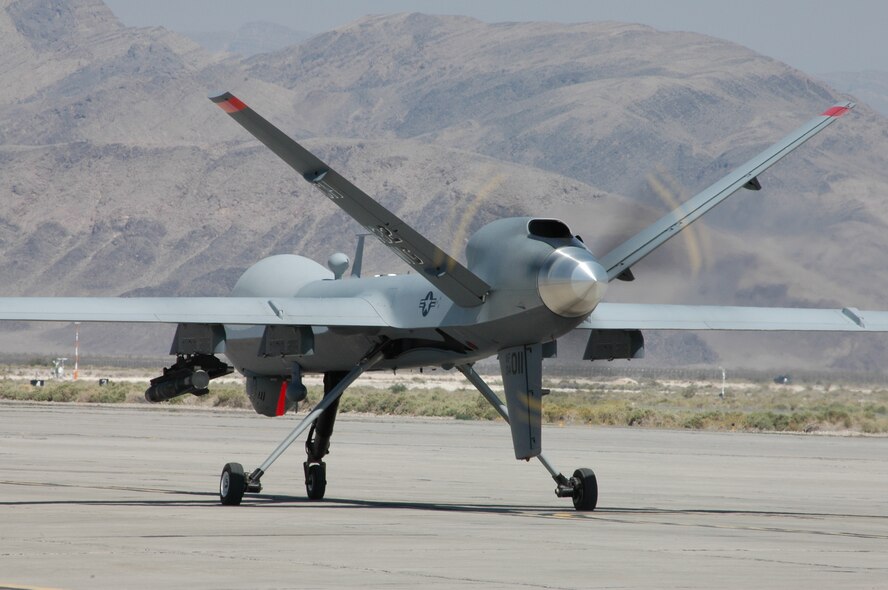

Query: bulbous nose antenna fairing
(537, 247), (608, 317)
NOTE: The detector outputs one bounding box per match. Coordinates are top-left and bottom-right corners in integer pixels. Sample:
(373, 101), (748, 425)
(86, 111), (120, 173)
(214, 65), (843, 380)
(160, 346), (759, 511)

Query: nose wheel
(570, 468), (598, 511)
(219, 462), (246, 506)
(215, 348), (386, 507)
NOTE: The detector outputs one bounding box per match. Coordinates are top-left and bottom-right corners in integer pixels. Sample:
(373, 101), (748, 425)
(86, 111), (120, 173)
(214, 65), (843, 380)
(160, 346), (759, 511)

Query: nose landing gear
(218, 347), (385, 506)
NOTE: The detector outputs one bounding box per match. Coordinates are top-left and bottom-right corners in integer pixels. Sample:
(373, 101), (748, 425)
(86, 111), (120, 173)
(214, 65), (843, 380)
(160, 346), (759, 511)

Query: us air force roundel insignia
(419, 291), (438, 317)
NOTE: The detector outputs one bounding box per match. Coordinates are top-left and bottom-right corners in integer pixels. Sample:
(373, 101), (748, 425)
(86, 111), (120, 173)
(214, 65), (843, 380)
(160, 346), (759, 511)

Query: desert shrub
(627, 408), (653, 426)
(81, 383), (127, 403)
(744, 412), (789, 431)
(213, 388), (249, 409)
(860, 419), (885, 434)
(816, 404), (853, 428)
(682, 414), (705, 429)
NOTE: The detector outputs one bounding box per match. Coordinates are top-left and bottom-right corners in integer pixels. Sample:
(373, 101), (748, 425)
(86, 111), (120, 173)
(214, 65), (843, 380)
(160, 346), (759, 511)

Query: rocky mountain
(2, 1), (888, 371)
(183, 21), (312, 57)
(820, 70), (888, 117)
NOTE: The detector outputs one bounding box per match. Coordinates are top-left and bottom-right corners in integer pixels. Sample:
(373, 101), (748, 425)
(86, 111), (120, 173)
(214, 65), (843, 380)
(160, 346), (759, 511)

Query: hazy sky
(102, 0), (886, 75)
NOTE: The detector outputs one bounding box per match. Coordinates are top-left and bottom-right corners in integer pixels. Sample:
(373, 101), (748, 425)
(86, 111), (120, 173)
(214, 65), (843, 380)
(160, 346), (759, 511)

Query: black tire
(220, 462), (246, 506)
(305, 462), (327, 500)
(571, 468), (598, 511)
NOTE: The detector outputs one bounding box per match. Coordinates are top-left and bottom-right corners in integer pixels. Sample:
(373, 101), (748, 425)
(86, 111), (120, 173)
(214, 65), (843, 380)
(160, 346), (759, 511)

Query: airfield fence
(0, 354), (169, 371)
(2, 354), (887, 386)
(552, 362), (888, 385)
(466, 358), (888, 385)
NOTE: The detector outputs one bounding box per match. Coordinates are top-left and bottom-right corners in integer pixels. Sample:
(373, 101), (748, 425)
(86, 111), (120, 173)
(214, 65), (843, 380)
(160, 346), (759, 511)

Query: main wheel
(305, 462), (327, 500)
(220, 462), (246, 506)
(571, 468), (598, 511)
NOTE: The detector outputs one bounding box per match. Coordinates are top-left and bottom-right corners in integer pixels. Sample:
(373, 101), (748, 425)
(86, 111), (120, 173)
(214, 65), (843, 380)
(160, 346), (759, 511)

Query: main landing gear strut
(303, 370), (348, 500)
(219, 347), (385, 506)
(457, 364), (599, 511)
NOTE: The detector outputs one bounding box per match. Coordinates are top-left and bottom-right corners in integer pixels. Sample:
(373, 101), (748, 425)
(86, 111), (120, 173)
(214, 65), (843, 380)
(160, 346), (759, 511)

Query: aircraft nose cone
(537, 247), (608, 317)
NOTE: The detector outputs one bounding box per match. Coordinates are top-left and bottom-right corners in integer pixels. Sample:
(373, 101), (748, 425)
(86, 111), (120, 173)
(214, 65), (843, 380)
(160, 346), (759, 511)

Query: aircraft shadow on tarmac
(256, 496), (888, 525)
(1, 480), (886, 526)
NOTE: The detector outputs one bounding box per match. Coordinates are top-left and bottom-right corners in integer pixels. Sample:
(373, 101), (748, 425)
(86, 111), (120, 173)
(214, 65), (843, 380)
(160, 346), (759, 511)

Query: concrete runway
(0, 402), (886, 589)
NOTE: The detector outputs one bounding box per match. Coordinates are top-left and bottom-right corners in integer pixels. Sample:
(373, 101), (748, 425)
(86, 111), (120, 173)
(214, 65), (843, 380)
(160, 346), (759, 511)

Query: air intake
(528, 219), (572, 239)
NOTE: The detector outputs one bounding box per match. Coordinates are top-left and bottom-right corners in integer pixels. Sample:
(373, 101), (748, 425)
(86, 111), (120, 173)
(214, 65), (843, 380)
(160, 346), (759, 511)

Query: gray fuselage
(222, 217), (604, 377)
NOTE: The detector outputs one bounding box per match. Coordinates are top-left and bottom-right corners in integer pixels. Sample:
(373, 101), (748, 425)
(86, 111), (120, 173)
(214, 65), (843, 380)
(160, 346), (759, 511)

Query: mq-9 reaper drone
(2, 94), (883, 511)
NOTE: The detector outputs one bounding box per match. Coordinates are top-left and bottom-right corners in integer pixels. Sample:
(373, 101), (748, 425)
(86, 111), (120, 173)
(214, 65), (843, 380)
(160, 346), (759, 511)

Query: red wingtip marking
(276, 381), (288, 416)
(217, 96), (247, 113)
(822, 105), (850, 118)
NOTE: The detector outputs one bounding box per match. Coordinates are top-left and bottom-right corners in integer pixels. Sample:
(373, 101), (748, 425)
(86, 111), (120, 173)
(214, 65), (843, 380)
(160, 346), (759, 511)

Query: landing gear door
(498, 343), (543, 460)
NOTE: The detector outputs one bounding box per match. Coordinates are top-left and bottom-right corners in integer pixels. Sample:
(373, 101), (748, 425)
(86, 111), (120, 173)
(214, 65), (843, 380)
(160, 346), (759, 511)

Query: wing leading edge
(582, 303), (888, 332)
(209, 92), (491, 308)
(0, 297), (389, 327)
(598, 102), (855, 281)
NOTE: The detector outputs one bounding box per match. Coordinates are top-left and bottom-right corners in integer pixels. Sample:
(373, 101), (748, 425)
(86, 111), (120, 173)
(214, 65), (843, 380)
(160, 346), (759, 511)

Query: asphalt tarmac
(0, 402), (886, 589)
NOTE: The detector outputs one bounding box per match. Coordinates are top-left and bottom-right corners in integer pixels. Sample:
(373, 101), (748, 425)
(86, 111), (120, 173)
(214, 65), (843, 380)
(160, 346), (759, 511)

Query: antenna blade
(351, 234), (368, 278)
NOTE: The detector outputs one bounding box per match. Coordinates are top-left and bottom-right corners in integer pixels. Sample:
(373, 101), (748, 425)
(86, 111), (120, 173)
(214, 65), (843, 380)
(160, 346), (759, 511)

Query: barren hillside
(2, 1), (888, 370)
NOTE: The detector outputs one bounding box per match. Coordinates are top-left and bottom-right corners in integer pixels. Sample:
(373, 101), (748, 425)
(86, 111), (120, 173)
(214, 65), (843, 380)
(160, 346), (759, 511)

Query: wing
(581, 303), (888, 332)
(598, 103), (855, 281)
(0, 296), (389, 327)
(210, 92), (491, 308)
